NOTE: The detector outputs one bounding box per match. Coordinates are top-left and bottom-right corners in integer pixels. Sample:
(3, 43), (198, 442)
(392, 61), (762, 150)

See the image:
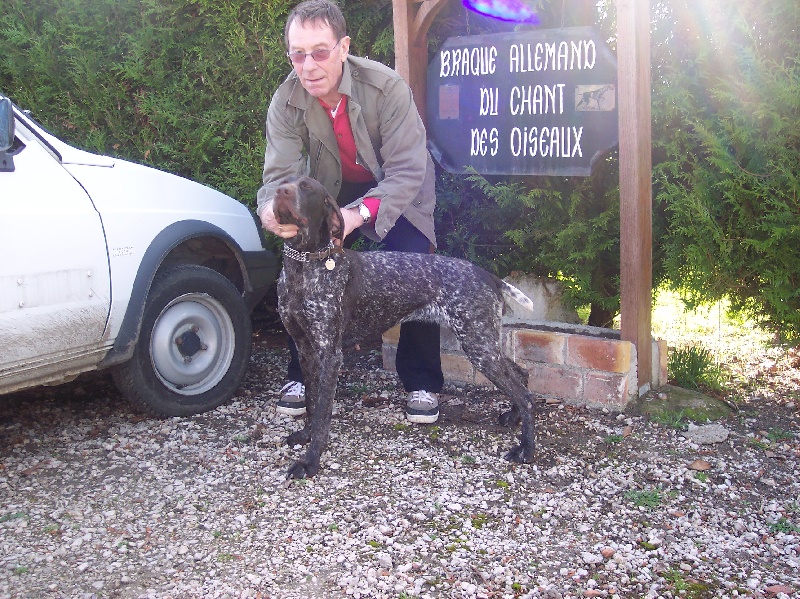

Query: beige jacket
(256, 56), (436, 246)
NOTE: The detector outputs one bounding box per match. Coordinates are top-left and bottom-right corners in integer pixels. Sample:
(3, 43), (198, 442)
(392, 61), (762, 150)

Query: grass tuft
(668, 344), (725, 391)
(625, 488), (663, 508)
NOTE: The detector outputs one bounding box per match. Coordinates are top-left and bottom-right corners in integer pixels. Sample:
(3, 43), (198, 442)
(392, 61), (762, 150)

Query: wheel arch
(98, 220), (251, 369)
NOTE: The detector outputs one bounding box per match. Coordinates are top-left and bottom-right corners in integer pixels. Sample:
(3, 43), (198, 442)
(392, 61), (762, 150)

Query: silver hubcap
(150, 293), (235, 395)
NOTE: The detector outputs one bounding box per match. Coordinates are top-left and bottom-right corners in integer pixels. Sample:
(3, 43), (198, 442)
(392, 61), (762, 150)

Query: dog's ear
(324, 195), (345, 247)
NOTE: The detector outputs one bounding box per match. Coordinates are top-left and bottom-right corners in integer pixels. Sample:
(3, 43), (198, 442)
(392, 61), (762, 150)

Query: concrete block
(502, 273), (580, 323)
(440, 352), (478, 385)
(582, 371), (630, 410)
(439, 325), (466, 352)
(382, 323), (494, 353)
(653, 338), (668, 387)
(383, 325), (401, 345)
(381, 343), (397, 374)
(526, 362), (583, 400)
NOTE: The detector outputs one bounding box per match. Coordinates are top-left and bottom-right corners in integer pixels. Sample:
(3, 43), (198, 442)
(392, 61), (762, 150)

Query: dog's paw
(285, 429), (311, 447)
(498, 408), (521, 427)
(504, 443), (535, 463)
(286, 459), (320, 480)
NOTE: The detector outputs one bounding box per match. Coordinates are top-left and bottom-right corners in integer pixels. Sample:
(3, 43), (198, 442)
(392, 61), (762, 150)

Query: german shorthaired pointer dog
(273, 176), (538, 479)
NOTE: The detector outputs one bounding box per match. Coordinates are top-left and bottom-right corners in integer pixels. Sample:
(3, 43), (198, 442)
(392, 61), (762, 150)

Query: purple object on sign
(462, 0), (540, 23)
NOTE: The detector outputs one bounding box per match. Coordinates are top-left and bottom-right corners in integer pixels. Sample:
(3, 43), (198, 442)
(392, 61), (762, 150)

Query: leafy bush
(427, 1), (642, 327)
(2, 0), (296, 205)
(652, 0), (800, 343)
(433, 170), (538, 276)
(433, 162), (647, 327)
(0, 0), (392, 210)
(0, 0), (641, 328)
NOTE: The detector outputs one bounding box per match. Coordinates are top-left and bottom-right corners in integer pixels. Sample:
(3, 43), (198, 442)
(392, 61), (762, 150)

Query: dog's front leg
(282, 330), (317, 448)
(286, 325), (344, 480)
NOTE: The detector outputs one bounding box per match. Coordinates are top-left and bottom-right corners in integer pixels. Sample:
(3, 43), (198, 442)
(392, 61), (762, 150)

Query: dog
(273, 176), (538, 479)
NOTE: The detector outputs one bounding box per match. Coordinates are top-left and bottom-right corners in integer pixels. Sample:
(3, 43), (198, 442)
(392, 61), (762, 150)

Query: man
(256, 0), (443, 423)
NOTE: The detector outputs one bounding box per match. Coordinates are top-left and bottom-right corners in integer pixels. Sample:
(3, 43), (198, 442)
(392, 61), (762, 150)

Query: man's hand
(340, 207), (364, 239)
(260, 199), (299, 239)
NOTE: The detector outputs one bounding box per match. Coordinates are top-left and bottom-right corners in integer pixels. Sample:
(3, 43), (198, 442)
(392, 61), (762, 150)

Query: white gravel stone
(0, 344), (798, 598)
(682, 423), (730, 444)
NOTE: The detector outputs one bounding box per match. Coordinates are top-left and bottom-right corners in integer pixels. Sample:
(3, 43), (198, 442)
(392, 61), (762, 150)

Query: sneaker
(405, 390), (439, 424)
(277, 381), (306, 416)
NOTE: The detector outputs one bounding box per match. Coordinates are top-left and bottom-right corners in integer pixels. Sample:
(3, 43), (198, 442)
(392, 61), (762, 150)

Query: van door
(0, 115), (112, 390)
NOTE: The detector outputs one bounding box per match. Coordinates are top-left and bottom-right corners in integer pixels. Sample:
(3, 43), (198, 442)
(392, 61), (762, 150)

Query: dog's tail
(499, 280), (534, 313)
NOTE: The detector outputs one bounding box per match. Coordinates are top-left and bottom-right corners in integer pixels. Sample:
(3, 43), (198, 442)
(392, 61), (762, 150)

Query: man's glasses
(287, 40), (341, 64)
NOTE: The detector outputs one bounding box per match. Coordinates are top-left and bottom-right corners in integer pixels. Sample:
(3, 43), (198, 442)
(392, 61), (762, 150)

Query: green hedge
(0, 0), (396, 208)
(1, 0), (291, 206)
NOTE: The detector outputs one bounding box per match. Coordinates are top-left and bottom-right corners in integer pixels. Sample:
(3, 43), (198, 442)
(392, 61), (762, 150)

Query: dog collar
(282, 240), (338, 265)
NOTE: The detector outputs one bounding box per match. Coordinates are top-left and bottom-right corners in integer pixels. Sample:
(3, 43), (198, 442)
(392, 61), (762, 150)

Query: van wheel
(113, 264), (251, 416)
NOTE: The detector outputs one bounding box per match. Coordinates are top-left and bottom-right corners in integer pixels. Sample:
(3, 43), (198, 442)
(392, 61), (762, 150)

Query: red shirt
(319, 96), (379, 223)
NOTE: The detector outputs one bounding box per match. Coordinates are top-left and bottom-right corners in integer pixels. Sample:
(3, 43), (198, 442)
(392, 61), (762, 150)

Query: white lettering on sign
(508, 40), (596, 73)
(430, 28), (618, 173)
(479, 87), (499, 116)
(471, 128), (499, 156)
(440, 46), (498, 78)
(509, 84), (566, 116)
(509, 126), (583, 158)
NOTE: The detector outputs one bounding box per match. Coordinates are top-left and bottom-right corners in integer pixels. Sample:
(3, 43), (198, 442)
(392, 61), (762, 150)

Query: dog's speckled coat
(274, 176), (538, 479)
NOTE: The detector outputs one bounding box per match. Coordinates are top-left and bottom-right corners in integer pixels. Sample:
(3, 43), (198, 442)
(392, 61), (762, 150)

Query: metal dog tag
(325, 258), (335, 270)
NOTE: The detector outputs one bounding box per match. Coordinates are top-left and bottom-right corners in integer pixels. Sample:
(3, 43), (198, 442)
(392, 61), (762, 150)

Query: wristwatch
(357, 203), (371, 224)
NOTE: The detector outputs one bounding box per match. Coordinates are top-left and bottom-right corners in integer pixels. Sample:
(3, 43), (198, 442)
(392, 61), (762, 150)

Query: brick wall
(382, 322), (668, 410)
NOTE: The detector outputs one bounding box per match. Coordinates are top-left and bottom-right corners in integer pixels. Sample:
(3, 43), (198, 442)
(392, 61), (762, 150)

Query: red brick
(513, 329), (566, 365)
(582, 371), (629, 409)
(567, 336), (632, 374)
(526, 362), (582, 400)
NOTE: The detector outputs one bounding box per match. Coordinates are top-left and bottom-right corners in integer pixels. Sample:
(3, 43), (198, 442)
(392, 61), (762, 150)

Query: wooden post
(616, 0), (653, 393)
(391, 0), (449, 125)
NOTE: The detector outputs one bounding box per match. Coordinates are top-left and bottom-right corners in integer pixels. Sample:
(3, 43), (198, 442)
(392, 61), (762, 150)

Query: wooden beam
(617, 0), (653, 393)
(392, 0), (449, 125)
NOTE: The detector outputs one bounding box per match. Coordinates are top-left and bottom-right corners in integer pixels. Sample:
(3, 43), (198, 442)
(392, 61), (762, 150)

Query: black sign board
(427, 27), (618, 176)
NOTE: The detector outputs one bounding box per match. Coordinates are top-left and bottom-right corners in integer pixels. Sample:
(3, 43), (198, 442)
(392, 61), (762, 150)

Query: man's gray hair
(285, 0), (347, 48)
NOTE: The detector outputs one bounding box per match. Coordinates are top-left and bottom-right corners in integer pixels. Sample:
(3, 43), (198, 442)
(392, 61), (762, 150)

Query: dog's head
(272, 176), (344, 252)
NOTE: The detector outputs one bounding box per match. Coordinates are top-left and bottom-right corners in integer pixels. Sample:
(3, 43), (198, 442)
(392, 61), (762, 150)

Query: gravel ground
(1, 331), (799, 599)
